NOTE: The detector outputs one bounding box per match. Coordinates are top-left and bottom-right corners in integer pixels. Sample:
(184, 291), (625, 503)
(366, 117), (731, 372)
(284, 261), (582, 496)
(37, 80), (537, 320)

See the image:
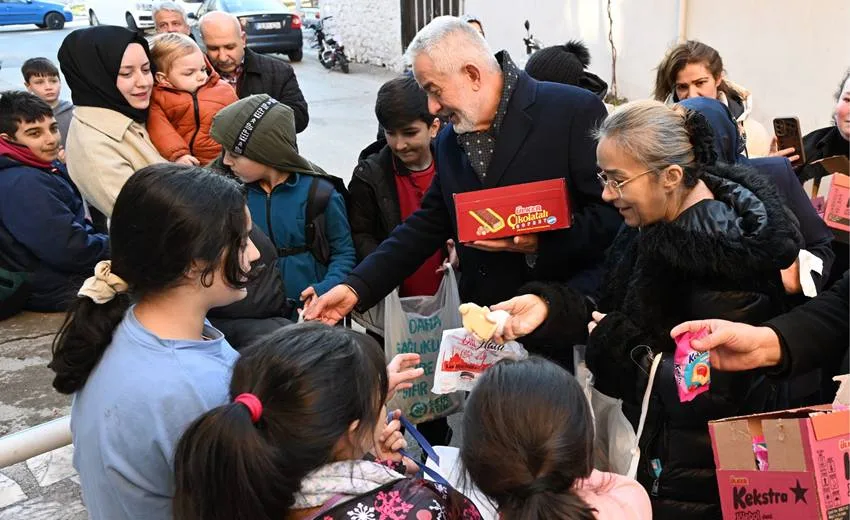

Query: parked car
(0, 0), (73, 30)
(282, 0), (318, 30)
(192, 0), (303, 62)
(171, 0), (202, 18)
(87, 0), (154, 31)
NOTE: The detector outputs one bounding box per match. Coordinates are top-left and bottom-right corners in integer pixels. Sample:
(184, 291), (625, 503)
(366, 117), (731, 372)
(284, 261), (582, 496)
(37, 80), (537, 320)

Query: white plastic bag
(574, 345), (662, 478)
(383, 265), (464, 423)
(424, 446), (498, 520)
(432, 328), (528, 394)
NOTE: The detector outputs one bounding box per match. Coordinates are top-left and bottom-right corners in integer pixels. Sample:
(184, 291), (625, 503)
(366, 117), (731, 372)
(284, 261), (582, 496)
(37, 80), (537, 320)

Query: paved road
(0, 22), (405, 518)
(0, 20), (395, 184)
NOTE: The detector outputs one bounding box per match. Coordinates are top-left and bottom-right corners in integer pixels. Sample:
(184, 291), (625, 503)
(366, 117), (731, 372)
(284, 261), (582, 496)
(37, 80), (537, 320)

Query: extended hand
(470, 233), (539, 253)
(376, 409), (420, 475)
(436, 239), (460, 273)
(387, 353), (424, 400)
(175, 154), (201, 166)
(780, 259), (803, 295)
(489, 294), (549, 342)
(300, 286), (317, 307)
(587, 311), (607, 334)
(769, 137), (801, 165)
(302, 284), (358, 325)
(670, 320), (782, 371)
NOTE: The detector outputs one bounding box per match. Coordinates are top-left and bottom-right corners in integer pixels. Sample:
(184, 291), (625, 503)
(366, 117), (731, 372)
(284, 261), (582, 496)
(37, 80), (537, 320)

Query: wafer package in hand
(432, 328), (527, 394)
(673, 328), (711, 403)
(459, 303), (509, 341)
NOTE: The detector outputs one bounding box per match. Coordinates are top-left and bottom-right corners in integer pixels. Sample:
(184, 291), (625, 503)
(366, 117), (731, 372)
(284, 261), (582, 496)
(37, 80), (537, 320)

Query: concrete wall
(322, 0), (848, 136)
(319, 0), (404, 70)
(464, 0), (849, 139)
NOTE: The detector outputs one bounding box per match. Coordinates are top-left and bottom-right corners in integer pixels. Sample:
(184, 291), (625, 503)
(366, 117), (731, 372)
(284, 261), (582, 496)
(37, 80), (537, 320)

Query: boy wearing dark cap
(210, 94), (355, 311)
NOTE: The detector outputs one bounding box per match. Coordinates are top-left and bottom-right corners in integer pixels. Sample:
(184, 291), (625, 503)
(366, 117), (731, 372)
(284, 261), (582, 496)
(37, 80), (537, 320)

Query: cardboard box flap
(808, 408), (850, 441)
(812, 155), (850, 175)
(763, 418), (807, 471)
(709, 405), (833, 425)
(711, 419), (759, 470)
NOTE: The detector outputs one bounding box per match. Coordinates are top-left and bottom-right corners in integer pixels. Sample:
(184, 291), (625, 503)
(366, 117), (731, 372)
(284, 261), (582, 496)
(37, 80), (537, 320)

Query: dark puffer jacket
(348, 141), (403, 261)
(521, 162), (802, 519)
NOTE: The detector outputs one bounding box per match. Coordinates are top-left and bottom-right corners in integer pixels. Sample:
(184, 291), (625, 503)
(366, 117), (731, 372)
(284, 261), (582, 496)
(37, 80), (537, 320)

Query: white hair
(405, 15), (498, 74)
(152, 1), (187, 21)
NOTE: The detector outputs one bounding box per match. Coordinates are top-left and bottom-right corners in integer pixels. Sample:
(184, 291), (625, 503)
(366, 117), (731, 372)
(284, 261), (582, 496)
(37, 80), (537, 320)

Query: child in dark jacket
(210, 94), (355, 311)
(349, 75), (454, 298)
(0, 91), (109, 311)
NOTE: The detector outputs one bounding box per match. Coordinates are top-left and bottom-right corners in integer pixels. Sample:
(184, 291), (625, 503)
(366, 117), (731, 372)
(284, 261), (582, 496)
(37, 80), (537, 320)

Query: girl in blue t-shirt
(49, 163), (260, 520)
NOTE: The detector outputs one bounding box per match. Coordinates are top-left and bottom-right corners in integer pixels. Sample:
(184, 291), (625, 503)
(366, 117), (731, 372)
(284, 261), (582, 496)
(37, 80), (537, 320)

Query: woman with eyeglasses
(486, 99), (803, 519)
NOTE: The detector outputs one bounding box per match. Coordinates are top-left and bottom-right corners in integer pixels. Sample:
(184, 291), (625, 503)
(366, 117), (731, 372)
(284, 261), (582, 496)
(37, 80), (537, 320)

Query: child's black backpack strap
(278, 171), (349, 266)
(304, 176), (335, 266)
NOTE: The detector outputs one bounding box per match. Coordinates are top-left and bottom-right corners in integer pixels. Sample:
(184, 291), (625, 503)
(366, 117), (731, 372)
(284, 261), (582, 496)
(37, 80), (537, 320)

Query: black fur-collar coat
(588, 163), (803, 519)
(519, 162), (803, 519)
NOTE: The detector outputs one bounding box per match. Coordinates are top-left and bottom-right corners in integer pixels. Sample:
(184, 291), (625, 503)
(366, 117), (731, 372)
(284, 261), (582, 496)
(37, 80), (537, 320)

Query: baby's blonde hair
(150, 32), (200, 74)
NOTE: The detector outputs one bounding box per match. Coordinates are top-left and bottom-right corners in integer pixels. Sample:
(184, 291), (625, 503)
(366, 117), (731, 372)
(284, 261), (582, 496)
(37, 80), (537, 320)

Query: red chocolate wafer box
(453, 179), (571, 243)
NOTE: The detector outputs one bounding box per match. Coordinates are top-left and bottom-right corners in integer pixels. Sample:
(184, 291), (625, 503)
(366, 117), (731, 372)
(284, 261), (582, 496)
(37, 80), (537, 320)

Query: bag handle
(397, 414), (452, 488)
(627, 352), (662, 480)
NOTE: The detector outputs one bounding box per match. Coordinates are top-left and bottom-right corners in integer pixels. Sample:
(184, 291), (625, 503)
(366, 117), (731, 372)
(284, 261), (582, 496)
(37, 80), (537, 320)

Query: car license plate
(255, 21), (281, 30)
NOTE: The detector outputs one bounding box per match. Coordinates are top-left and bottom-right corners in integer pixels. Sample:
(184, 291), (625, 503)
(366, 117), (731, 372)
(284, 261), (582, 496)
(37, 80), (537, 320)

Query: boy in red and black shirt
(349, 75), (455, 298)
(348, 76), (455, 447)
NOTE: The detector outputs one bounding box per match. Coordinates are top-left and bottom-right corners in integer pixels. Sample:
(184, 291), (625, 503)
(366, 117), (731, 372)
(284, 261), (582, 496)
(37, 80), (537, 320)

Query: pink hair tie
(233, 393), (263, 423)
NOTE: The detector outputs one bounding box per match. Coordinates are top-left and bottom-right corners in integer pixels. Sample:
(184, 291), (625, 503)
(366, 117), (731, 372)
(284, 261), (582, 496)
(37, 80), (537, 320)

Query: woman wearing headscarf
(58, 26), (292, 349)
(58, 26), (164, 218)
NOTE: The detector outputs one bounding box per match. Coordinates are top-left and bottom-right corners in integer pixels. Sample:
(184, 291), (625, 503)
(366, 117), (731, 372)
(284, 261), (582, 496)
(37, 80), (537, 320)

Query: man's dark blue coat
(347, 71), (622, 308)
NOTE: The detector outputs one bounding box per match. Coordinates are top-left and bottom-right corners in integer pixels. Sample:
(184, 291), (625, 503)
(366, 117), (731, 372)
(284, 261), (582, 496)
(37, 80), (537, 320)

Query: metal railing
(0, 416), (71, 468)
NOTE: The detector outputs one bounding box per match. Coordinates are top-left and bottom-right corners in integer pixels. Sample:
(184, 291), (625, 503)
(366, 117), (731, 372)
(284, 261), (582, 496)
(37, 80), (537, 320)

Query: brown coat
(147, 66), (237, 165)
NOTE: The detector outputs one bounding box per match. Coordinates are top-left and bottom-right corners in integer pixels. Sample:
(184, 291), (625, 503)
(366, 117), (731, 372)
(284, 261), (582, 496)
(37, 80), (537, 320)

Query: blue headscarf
(678, 97), (747, 165)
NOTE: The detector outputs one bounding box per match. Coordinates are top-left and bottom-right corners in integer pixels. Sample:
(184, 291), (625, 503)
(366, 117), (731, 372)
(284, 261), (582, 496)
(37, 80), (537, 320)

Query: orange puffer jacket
(147, 66), (238, 165)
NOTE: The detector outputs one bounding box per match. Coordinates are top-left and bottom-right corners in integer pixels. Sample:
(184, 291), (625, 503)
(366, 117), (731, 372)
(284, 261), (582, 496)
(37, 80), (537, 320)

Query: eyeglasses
(596, 168), (654, 198)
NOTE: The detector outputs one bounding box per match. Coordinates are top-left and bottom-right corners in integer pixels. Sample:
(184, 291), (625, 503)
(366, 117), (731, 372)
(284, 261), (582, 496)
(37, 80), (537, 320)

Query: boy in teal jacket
(211, 94), (355, 309)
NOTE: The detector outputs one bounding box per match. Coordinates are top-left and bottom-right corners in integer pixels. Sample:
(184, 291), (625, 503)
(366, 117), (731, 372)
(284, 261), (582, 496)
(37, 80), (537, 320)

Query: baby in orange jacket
(148, 33), (238, 166)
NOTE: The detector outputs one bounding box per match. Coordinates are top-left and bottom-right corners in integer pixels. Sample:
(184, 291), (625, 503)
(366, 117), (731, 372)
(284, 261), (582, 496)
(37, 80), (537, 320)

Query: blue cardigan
(246, 173), (355, 301)
(347, 71), (622, 308)
(0, 156), (109, 310)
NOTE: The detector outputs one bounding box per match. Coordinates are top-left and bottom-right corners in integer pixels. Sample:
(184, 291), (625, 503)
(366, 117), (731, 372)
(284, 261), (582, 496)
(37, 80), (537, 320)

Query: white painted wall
(465, 0), (849, 139)
(684, 1), (848, 137)
(319, 0), (404, 70)
(324, 0), (848, 137)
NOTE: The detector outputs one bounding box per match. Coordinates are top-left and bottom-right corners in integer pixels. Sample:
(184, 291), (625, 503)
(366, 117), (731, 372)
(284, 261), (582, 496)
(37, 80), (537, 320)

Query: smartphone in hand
(773, 117), (806, 168)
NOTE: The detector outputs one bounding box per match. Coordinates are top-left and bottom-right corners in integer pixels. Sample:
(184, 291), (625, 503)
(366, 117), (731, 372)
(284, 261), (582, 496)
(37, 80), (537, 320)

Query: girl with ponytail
(50, 163), (260, 520)
(173, 323), (481, 520)
(488, 100), (803, 518)
(461, 357), (651, 520)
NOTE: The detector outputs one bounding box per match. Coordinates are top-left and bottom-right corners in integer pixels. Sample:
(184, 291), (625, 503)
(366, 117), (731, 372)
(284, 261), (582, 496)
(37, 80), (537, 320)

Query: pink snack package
(752, 434), (770, 471)
(673, 328), (711, 403)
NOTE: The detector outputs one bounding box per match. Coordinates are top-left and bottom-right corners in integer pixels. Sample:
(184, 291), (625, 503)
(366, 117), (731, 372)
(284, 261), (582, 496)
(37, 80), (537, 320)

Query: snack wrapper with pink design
(673, 328), (711, 403)
(432, 328), (528, 394)
(752, 434), (770, 471)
